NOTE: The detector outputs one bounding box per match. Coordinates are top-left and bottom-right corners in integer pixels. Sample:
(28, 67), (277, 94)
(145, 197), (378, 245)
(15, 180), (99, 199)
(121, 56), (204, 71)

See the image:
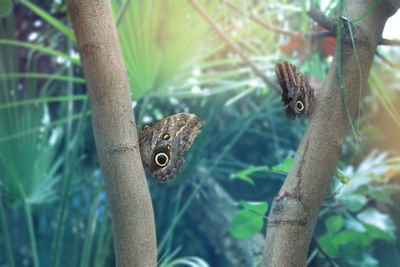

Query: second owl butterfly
(275, 61), (314, 118)
(139, 113), (201, 183)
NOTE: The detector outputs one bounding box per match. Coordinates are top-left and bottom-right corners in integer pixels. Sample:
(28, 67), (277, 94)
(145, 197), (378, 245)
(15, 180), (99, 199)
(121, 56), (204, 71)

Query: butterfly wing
(275, 61), (313, 118)
(139, 113), (201, 183)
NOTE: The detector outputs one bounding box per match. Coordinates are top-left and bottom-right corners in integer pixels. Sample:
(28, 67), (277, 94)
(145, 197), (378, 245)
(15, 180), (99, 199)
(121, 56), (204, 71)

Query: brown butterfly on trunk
(275, 61), (314, 118)
(139, 113), (201, 183)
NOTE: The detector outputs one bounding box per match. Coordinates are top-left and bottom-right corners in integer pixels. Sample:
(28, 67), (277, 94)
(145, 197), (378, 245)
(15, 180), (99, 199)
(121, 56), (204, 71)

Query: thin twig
(312, 234), (339, 267)
(324, 184), (344, 201)
(321, 202), (345, 209)
(227, 1), (336, 40)
(376, 51), (396, 67)
(188, 0), (280, 92)
(225, 0), (293, 36)
(308, 9), (400, 47)
(305, 30), (335, 39)
(381, 38), (400, 46)
(308, 9), (337, 34)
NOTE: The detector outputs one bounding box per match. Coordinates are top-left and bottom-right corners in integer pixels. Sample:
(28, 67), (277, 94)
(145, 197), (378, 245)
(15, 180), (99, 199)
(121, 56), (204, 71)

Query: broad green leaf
(319, 229), (370, 259)
(319, 233), (340, 257)
(362, 223), (394, 243)
(272, 157), (293, 173)
(336, 230), (370, 247)
(325, 215), (344, 233)
(229, 209), (264, 239)
(341, 194), (367, 212)
(357, 208), (396, 240)
(367, 185), (400, 204)
(239, 200), (268, 216)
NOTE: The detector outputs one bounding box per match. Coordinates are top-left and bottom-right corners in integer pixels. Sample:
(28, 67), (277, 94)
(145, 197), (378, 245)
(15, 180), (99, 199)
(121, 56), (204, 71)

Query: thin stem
(51, 98), (89, 267)
(380, 38), (400, 46)
(312, 234), (339, 267)
(225, 0), (293, 35)
(24, 203), (39, 267)
(80, 184), (102, 267)
(0, 193), (15, 267)
(163, 186), (184, 255)
(94, 200), (109, 267)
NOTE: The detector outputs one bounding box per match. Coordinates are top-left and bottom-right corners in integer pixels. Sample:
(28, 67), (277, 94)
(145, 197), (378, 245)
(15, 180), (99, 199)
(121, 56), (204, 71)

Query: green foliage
(0, 39), (80, 65)
(229, 200), (268, 239)
(115, 0), (221, 99)
(1, 0), (400, 266)
(230, 165), (269, 185)
(272, 156), (293, 173)
(317, 151), (400, 265)
(20, 0), (75, 42)
(0, 0), (11, 18)
(325, 215), (344, 233)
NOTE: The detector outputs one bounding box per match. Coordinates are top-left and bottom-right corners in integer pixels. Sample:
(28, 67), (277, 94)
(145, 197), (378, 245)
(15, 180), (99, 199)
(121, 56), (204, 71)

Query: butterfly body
(139, 113), (201, 183)
(275, 61), (313, 118)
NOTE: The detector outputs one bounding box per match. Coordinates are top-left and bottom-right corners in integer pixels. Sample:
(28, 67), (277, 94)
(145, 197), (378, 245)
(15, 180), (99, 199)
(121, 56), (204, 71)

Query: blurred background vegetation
(1, 0), (400, 266)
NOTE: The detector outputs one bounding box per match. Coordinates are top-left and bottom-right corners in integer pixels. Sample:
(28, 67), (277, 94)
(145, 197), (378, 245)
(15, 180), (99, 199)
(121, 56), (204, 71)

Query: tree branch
(188, 0), (279, 92)
(225, 0), (293, 36)
(67, 1), (157, 266)
(262, 1), (400, 266)
(381, 38), (400, 46)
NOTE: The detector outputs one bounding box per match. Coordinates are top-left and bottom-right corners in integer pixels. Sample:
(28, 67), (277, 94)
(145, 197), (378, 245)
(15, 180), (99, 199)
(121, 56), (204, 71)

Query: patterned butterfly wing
(275, 61), (313, 118)
(139, 113), (201, 183)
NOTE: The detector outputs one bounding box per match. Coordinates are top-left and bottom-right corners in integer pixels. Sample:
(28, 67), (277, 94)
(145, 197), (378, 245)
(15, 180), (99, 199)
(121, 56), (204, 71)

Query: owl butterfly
(275, 61), (314, 118)
(139, 113), (201, 183)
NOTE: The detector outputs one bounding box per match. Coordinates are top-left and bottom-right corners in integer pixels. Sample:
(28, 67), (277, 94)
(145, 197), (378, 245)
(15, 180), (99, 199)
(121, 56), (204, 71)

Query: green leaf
(319, 233), (340, 257)
(0, 40), (80, 65)
(229, 209), (264, 239)
(362, 223), (394, 243)
(239, 200), (268, 216)
(357, 208), (396, 241)
(230, 165), (269, 185)
(367, 185), (400, 204)
(20, 0), (76, 42)
(341, 194), (367, 212)
(325, 215), (344, 233)
(336, 230), (370, 247)
(272, 157), (293, 173)
(0, 0), (12, 18)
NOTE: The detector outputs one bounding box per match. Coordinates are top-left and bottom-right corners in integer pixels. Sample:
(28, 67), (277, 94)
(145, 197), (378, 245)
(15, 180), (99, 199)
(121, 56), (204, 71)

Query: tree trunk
(262, 1), (400, 266)
(67, 1), (157, 266)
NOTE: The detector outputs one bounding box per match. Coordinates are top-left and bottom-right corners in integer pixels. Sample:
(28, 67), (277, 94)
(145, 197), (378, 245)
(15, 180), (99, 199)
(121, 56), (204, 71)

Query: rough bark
(67, 1), (157, 266)
(262, 1), (400, 266)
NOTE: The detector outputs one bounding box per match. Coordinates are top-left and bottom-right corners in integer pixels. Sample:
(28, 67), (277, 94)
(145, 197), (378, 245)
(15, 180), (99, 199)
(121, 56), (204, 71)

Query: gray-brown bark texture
(262, 1), (400, 266)
(67, 1), (157, 266)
